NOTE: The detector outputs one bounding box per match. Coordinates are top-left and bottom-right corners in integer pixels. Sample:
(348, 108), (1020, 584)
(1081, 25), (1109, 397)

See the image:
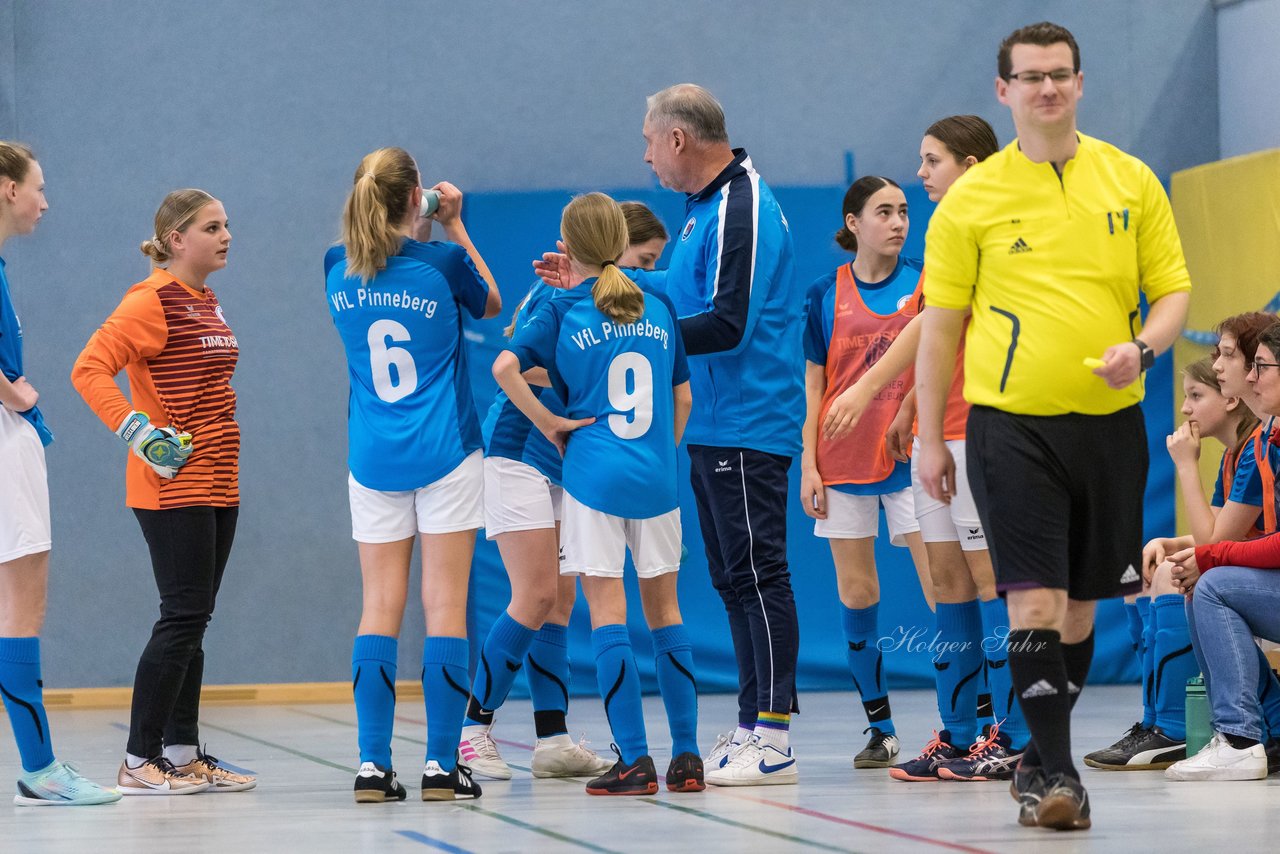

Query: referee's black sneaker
(665, 751), (706, 792)
(585, 748), (658, 796)
(1009, 763), (1046, 827)
(354, 762), (407, 803)
(421, 760), (481, 801)
(1035, 774), (1091, 831)
(1083, 723), (1184, 770)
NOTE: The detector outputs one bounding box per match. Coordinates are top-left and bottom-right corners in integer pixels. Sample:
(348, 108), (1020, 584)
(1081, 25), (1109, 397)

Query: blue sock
(842, 604), (893, 735)
(351, 635), (397, 768)
(0, 637), (55, 773)
(1255, 646), (1280, 740)
(464, 612), (536, 727)
(526, 623), (571, 739)
(1152, 594), (1196, 741)
(1125, 600), (1145, 659)
(592, 625), (647, 763)
(652, 624), (699, 757)
(980, 596), (1028, 750)
(422, 636), (470, 772)
(934, 601), (984, 747)
(1139, 597), (1157, 728)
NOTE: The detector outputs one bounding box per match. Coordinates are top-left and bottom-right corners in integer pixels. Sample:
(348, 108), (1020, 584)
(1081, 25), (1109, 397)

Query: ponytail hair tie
(602, 260), (617, 268)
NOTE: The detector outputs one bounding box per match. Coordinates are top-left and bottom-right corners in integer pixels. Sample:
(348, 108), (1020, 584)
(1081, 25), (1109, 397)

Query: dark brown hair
(998, 22), (1081, 80)
(924, 115), (999, 164)
(835, 176), (900, 253)
(620, 201), (668, 245)
(1216, 312), (1278, 364)
(0, 141), (35, 183)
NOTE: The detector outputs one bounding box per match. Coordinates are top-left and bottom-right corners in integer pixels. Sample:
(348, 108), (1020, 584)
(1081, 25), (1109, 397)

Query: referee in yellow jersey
(915, 22), (1191, 832)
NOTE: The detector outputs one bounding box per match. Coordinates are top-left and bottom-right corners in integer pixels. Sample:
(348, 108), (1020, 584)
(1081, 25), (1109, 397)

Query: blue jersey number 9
(607, 352), (654, 439)
(368, 319), (417, 403)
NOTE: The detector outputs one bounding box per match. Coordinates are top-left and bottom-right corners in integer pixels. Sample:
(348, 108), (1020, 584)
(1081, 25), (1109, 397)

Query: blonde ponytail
(340, 147), (418, 283)
(561, 193), (644, 324)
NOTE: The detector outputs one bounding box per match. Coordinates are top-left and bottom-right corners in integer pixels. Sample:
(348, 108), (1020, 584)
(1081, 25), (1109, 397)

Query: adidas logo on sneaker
(1008, 237), (1032, 254)
(1022, 679), (1059, 698)
(1120, 565), (1140, 584)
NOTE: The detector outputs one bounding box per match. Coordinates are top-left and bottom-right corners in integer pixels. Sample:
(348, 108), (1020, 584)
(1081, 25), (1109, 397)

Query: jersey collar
(687, 148), (750, 203)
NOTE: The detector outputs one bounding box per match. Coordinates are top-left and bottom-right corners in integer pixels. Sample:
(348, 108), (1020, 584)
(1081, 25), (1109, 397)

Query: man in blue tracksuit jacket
(637, 84), (805, 786)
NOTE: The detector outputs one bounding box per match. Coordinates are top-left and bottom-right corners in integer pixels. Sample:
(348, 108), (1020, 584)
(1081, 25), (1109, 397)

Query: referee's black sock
(1019, 629), (1094, 769)
(1008, 629), (1077, 780)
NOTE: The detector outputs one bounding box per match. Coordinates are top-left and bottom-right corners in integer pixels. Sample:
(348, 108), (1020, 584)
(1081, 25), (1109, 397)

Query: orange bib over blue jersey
(817, 263), (921, 485)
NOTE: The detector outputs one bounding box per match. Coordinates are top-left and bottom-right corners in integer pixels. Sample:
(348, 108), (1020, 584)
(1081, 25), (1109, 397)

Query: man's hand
(1091, 341), (1142, 389)
(532, 241), (579, 290)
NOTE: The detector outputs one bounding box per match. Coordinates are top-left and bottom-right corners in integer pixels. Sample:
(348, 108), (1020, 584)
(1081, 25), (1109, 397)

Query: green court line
(203, 714), (605, 851)
(457, 803), (622, 854)
(641, 797), (863, 853)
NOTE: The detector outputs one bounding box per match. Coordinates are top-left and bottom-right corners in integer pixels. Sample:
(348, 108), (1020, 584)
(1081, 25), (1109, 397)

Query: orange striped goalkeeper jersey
(72, 268), (239, 509)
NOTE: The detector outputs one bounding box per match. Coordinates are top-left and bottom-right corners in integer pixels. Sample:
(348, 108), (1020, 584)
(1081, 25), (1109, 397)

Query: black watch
(1134, 338), (1155, 372)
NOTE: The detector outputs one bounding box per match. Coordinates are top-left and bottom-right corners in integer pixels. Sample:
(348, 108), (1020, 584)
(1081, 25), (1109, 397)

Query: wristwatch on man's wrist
(1134, 338), (1155, 372)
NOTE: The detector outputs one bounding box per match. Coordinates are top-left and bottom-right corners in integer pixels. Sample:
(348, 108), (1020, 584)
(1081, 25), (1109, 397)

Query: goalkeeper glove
(116, 410), (193, 479)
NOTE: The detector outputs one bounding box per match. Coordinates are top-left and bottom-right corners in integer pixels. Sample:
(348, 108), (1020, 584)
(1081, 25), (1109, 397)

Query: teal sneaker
(15, 760), (122, 806)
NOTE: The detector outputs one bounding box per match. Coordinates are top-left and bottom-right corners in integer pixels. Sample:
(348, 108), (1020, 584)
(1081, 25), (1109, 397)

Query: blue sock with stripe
(464, 612), (536, 728)
(1125, 600), (1146, 660)
(351, 634), (397, 768)
(934, 600), (983, 747)
(1139, 596), (1157, 728)
(842, 604), (893, 735)
(592, 624), (647, 764)
(980, 596), (1028, 750)
(422, 636), (470, 771)
(652, 624), (699, 757)
(0, 637), (54, 773)
(1152, 594), (1196, 741)
(526, 623), (571, 739)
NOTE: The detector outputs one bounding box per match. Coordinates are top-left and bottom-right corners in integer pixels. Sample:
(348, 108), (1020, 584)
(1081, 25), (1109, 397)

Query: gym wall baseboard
(37, 681), (424, 710)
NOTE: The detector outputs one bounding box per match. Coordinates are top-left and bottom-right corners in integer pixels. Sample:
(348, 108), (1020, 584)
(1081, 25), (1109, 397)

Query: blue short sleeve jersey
(325, 239), (488, 491)
(506, 277), (689, 519)
(629, 149), (803, 457)
(0, 257), (52, 446)
(802, 259), (923, 495)
(1227, 435), (1280, 507)
(482, 281), (566, 483)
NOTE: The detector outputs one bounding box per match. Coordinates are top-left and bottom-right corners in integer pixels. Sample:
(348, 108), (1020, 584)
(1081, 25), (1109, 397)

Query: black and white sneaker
(1009, 763), (1046, 827)
(1083, 722), (1184, 770)
(853, 727), (900, 769)
(1035, 774), (1091, 831)
(421, 760), (481, 801)
(354, 762), (406, 803)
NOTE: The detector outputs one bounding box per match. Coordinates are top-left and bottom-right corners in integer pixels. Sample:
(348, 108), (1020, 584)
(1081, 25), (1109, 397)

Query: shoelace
(966, 721), (1005, 757)
(1114, 721), (1149, 750)
(914, 730), (947, 758)
(471, 731), (503, 761)
(727, 737), (766, 768)
(862, 727), (893, 748)
(147, 757), (182, 776)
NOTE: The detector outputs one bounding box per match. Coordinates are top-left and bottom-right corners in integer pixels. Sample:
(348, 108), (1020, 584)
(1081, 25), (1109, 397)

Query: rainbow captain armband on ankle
(116, 410), (194, 479)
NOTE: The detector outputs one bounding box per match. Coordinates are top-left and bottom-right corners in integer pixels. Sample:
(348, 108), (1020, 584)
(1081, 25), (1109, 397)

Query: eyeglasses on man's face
(1005, 68), (1076, 85)
(1248, 360), (1280, 374)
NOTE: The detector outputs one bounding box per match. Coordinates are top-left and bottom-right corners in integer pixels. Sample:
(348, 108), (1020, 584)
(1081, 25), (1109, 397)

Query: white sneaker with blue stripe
(705, 734), (798, 786)
(15, 760), (122, 806)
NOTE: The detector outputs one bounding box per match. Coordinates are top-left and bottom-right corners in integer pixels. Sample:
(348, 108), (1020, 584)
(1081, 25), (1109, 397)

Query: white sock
(125, 752), (150, 770)
(753, 726), (789, 751)
(733, 725), (754, 745)
(163, 744), (199, 766)
(461, 724), (488, 741)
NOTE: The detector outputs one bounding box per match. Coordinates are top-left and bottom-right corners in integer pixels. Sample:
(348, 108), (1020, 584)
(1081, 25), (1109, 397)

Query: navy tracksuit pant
(688, 445), (799, 725)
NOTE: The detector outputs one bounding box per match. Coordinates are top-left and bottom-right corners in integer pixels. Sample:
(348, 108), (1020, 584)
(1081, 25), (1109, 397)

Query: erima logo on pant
(1120, 565), (1140, 584)
(714, 459), (733, 473)
(1021, 679), (1058, 698)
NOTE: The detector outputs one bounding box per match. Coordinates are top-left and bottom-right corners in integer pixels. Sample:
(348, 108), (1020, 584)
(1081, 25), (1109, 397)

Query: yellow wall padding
(1170, 149), (1280, 535)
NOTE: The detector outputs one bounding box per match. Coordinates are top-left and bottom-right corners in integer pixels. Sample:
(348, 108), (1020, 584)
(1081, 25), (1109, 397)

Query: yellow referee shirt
(924, 133), (1191, 416)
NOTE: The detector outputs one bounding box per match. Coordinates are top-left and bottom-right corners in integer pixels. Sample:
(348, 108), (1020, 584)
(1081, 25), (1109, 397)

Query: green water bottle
(1185, 674), (1211, 755)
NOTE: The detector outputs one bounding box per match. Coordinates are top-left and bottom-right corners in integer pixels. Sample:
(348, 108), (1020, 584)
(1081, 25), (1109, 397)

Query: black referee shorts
(966, 404), (1147, 601)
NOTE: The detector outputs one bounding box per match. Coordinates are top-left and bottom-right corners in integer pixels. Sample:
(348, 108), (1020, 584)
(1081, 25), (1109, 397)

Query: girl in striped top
(72, 189), (254, 796)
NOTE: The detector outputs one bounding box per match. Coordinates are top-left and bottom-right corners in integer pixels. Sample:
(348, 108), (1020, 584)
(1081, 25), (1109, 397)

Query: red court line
(715, 791), (997, 854)
(393, 714), (535, 752)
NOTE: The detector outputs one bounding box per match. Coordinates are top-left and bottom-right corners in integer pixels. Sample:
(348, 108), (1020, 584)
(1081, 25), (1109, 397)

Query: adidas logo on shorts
(1008, 237), (1032, 254)
(1119, 565), (1140, 584)
(1021, 679), (1058, 699)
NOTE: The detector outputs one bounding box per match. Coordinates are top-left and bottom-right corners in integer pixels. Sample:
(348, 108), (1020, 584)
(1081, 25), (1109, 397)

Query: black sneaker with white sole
(421, 760), (481, 801)
(1083, 723), (1184, 770)
(354, 762), (407, 803)
(1009, 763), (1046, 827)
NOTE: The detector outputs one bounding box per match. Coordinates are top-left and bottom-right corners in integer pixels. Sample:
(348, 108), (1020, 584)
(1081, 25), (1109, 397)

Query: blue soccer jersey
(0, 257), (52, 446)
(325, 238), (488, 491)
(507, 278), (690, 519)
(482, 281), (566, 483)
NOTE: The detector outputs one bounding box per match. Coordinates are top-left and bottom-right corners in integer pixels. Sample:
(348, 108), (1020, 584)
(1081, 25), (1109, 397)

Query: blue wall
(0, 1), (1208, 691)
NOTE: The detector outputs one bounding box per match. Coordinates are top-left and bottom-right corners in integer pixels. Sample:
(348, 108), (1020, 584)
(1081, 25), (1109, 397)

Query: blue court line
(395, 830), (476, 853)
